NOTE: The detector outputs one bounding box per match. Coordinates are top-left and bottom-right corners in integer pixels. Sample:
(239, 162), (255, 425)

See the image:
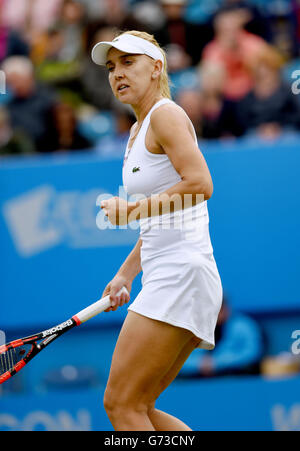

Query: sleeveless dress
(122, 99), (222, 350)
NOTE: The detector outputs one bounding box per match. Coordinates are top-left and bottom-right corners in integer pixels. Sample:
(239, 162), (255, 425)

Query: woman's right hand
(101, 274), (131, 312)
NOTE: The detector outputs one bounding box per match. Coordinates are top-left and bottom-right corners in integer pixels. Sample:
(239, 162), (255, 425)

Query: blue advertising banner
(0, 154), (140, 330)
(205, 139), (300, 314)
(1, 138), (300, 331)
(1, 375), (300, 431)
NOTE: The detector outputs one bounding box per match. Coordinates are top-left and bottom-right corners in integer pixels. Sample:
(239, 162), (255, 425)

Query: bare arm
(101, 238), (142, 311)
(117, 238), (142, 281)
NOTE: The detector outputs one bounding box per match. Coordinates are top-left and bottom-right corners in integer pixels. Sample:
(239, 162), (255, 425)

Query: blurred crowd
(0, 0), (300, 158)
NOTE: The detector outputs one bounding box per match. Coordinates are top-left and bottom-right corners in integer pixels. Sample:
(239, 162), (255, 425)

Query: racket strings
(0, 345), (31, 376)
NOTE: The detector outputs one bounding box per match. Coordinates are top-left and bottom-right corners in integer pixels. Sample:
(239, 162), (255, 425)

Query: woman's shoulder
(150, 100), (194, 137)
(150, 100), (190, 126)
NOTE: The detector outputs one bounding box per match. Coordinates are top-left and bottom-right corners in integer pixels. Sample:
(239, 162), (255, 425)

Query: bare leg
(149, 410), (192, 431)
(148, 337), (201, 431)
(103, 311), (196, 431)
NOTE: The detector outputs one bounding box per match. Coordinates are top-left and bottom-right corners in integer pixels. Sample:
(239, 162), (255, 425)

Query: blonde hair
(116, 30), (172, 100)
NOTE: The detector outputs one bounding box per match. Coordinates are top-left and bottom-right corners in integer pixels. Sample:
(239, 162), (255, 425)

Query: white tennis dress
(123, 98), (222, 350)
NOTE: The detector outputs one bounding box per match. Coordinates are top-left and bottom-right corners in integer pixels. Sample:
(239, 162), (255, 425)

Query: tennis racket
(0, 287), (129, 385)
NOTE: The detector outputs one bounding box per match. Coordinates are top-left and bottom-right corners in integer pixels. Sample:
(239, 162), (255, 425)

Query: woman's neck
(131, 93), (165, 124)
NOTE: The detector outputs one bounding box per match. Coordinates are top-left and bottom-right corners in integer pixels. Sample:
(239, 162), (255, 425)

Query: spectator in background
(130, 0), (166, 34)
(222, 0), (272, 41)
(0, 0), (29, 63)
(165, 42), (192, 74)
(176, 88), (203, 137)
(1, 0), (63, 43)
(2, 56), (58, 152)
(179, 296), (264, 378)
(0, 107), (35, 156)
(198, 60), (242, 139)
(78, 0), (106, 21)
(31, 26), (65, 66)
(87, 0), (148, 41)
(236, 46), (300, 140)
(94, 104), (136, 159)
(155, 0), (213, 66)
(44, 101), (93, 152)
(32, 0), (87, 63)
(80, 26), (117, 110)
(54, 0), (87, 62)
(202, 5), (270, 101)
(31, 0), (87, 91)
(177, 61), (242, 139)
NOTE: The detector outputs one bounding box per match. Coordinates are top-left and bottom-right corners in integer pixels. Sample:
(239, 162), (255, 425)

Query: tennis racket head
(0, 336), (40, 384)
(0, 288), (127, 385)
(0, 319), (76, 385)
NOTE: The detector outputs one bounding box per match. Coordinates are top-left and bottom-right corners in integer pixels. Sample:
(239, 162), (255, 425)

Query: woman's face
(106, 47), (159, 105)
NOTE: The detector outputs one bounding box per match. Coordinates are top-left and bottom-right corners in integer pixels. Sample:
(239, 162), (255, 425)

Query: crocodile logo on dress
(132, 167), (141, 173)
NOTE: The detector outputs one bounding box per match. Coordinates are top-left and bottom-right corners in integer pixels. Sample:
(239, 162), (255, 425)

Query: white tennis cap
(92, 33), (164, 68)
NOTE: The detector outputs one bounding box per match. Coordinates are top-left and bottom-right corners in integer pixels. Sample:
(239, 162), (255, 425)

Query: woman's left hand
(101, 197), (135, 226)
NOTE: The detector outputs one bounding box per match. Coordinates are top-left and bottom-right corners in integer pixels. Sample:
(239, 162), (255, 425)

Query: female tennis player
(92, 30), (223, 431)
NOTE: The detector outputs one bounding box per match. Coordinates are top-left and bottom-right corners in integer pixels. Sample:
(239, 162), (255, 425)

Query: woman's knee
(147, 400), (156, 416)
(103, 385), (150, 420)
(103, 386), (115, 415)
